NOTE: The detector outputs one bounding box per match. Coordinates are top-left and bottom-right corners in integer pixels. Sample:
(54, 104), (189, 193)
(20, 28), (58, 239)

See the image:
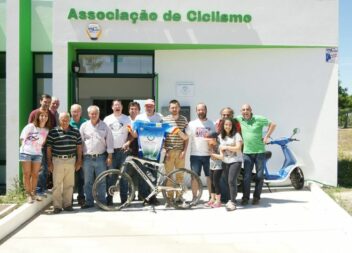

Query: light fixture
(72, 61), (80, 73)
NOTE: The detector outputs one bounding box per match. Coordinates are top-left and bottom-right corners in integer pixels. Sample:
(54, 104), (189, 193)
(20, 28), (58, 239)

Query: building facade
(1, 0), (338, 191)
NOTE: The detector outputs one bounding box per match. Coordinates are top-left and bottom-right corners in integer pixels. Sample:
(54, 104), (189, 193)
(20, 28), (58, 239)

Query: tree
(338, 81), (352, 128)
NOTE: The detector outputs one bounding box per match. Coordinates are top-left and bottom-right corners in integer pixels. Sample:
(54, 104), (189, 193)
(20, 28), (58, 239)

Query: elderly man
(103, 99), (131, 204)
(50, 97), (60, 125)
(69, 104), (87, 206)
(236, 104), (276, 205)
(80, 105), (114, 209)
(47, 112), (82, 214)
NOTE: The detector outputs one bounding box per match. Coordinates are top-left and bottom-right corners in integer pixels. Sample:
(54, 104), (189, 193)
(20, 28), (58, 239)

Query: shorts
(190, 155), (210, 176)
(19, 153), (42, 163)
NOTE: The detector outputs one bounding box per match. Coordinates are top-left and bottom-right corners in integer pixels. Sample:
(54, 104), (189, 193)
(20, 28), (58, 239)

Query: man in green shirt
(236, 104), (276, 205)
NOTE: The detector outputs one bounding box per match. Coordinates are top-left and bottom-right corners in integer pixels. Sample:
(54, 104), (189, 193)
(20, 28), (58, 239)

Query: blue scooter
(238, 128), (305, 191)
(264, 128), (304, 190)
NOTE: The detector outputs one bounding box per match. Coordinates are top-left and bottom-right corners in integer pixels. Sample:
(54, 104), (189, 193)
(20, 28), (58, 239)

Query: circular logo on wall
(86, 23), (102, 40)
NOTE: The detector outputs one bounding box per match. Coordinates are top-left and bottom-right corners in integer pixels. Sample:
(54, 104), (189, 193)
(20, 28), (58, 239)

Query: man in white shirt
(186, 103), (215, 197)
(103, 99), (131, 204)
(80, 105), (114, 209)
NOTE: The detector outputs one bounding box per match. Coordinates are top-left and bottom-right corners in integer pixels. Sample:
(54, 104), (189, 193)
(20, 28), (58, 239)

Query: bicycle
(92, 155), (203, 211)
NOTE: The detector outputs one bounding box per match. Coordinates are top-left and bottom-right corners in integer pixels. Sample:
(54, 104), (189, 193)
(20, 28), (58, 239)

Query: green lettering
(106, 11), (114, 20)
(87, 11), (95, 20)
(221, 14), (228, 22)
(130, 12), (139, 24)
(67, 8), (78, 20)
(140, 10), (148, 21)
(187, 10), (197, 21)
(79, 11), (87, 20)
(149, 12), (158, 21)
(96, 11), (105, 20)
(202, 13), (210, 22)
(229, 14), (242, 23)
(120, 12), (129, 21)
(243, 15), (252, 23)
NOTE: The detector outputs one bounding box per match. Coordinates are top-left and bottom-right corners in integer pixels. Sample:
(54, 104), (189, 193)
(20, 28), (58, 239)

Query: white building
(1, 0), (338, 191)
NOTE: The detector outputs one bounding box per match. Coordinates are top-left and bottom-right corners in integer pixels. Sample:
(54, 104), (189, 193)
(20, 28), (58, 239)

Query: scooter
(239, 128), (305, 190)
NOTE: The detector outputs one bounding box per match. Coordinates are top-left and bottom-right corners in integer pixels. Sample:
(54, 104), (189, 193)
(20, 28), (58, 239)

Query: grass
(323, 128), (352, 215)
(0, 178), (26, 205)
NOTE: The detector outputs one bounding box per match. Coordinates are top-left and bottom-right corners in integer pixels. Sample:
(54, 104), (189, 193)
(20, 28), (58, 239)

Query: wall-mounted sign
(68, 8), (252, 25)
(176, 82), (194, 97)
(326, 48), (338, 63)
(86, 23), (102, 40)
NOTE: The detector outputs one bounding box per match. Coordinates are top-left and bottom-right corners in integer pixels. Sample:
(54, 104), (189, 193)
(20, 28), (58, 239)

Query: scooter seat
(265, 151), (272, 160)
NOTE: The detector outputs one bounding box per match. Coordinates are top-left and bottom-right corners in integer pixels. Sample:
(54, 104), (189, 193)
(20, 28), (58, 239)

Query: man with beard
(186, 103), (215, 197)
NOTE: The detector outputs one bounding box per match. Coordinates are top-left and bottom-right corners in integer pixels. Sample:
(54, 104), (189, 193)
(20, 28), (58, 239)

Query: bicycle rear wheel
(93, 169), (135, 211)
(161, 168), (203, 209)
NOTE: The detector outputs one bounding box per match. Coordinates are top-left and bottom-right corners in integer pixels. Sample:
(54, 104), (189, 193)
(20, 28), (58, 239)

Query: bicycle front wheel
(161, 168), (203, 209)
(93, 169), (135, 211)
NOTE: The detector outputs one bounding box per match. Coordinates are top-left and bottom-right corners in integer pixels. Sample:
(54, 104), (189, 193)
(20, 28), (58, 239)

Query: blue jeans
(190, 156), (210, 176)
(75, 168), (85, 200)
(108, 149), (127, 203)
(243, 153), (266, 200)
(83, 155), (107, 206)
(36, 147), (48, 194)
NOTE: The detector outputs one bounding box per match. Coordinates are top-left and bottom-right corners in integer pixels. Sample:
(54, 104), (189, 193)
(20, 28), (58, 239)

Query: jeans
(190, 156), (210, 176)
(242, 153), (266, 200)
(83, 155), (107, 206)
(109, 149), (127, 203)
(36, 147), (48, 194)
(75, 168), (85, 201)
(222, 162), (242, 203)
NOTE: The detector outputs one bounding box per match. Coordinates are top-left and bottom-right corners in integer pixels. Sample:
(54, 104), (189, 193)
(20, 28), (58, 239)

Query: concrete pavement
(0, 183), (351, 253)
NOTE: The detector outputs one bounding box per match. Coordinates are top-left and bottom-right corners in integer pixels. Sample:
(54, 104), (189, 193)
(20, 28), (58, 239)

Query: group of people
(19, 94), (276, 214)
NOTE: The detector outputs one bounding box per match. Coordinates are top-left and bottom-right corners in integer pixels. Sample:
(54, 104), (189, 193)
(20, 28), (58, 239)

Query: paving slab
(0, 184), (351, 253)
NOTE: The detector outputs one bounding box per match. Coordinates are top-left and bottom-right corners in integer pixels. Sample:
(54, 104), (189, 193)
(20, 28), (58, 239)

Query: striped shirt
(162, 114), (188, 150)
(47, 126), (82, 156)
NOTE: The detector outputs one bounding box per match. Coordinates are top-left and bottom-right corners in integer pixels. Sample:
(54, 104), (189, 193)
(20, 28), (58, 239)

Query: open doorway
(78, 77), (153, 119)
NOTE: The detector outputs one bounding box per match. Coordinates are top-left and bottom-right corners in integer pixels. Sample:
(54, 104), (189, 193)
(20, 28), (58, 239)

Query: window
(78, 55), (114, 74)
(33, 53), (52, 108)
(117, 55), (153, 74)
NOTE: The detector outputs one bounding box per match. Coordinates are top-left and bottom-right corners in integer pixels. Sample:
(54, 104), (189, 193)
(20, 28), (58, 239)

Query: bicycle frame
(121, 156), (184, 201)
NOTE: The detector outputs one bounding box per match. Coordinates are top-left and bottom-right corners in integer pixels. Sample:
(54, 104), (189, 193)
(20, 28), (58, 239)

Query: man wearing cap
(47, 112), (82, 214)
(133, 98), (163, 205)
(79, 105), (114, 209)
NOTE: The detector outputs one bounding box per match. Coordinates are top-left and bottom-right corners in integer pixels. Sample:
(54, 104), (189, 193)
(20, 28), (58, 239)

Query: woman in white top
(20, 110), (51, 203)
(213, 118), (243, 210)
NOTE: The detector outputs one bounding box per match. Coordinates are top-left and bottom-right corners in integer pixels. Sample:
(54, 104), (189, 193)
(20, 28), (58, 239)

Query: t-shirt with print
(186, 119), (215, 156)
(218, 133), (243, 164)
(133, 120), (174, 161)
(236, 115), (270, 154)
(20, 123), (49, 156)
(104, 114), (131, 149)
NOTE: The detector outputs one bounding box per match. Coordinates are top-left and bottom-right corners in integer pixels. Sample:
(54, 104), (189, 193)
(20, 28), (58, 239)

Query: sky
(340, 0), (352, 93)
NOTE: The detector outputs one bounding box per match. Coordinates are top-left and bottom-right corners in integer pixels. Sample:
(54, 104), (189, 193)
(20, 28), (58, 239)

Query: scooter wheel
(290, 167), (304, 190)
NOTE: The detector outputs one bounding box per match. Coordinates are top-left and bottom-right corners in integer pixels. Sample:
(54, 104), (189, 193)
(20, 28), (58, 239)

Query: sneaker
(53, 208), (62, 214)
(35, 195), (43, 201)
(252, 197), (260, 205)
(204, 200), (214, 207)
(81, 204), (94, 209)
(63, 206), (74, 211)
(27, 196), (34, 204)
(164, 202), (171, 208)
(226, 201), (237, 211)
(241, 198), (249, 206)
(211, 202), (222, 208)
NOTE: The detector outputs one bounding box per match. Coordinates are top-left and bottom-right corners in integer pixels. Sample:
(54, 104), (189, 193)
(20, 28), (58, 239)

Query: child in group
(19, 110), (51, 203)
(206, 132), (224, 208)
(218, 118), (243, 211)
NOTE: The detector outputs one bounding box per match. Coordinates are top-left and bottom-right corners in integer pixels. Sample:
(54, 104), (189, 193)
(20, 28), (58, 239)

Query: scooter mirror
(292, 128), (300, 136)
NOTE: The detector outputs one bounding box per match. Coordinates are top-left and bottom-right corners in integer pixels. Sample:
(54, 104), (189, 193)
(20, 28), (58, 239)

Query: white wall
(6, 0), (20, 190)
(156, 49), (338, 186)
